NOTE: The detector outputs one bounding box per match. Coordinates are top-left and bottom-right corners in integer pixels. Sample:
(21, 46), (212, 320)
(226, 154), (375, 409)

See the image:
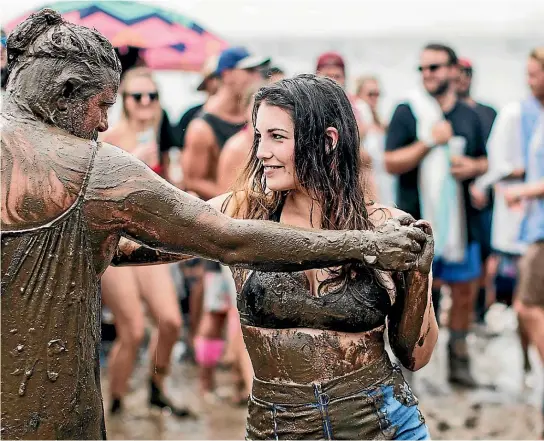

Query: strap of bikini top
(269, 194), (287, 222)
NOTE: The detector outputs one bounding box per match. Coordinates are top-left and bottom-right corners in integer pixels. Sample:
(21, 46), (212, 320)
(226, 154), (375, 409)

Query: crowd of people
(1, 9), (543, 439)
(94, 39), (544, 438)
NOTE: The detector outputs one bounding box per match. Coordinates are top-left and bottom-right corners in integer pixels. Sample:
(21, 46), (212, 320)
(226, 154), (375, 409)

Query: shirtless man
(182, 47), (270, 398)
(1, 10), (426, 439)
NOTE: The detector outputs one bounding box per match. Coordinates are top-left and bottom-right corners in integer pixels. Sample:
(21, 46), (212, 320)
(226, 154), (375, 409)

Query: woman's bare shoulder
(366, 202), (410, 227)
(207, 191), (249, 219)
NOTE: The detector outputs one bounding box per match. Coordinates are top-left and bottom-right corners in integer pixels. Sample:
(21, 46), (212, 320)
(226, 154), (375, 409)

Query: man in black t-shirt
(385, 44), (488, 388)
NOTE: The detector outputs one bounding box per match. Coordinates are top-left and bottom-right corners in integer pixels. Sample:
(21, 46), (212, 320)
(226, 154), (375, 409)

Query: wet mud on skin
(101, 325), (542, 440)
(242, 325), (385, 383)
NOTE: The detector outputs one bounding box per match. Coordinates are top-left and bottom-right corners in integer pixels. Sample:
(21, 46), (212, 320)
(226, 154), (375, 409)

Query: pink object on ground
(194, 336), (225, 368)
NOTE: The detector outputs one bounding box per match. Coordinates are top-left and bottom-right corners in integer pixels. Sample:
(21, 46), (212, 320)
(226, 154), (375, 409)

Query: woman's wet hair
(229, 73), (379, 295)
(5, 8), (121, 121)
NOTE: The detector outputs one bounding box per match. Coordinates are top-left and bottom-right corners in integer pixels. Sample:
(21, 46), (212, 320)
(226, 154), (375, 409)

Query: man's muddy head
(5, 8), (122, 139)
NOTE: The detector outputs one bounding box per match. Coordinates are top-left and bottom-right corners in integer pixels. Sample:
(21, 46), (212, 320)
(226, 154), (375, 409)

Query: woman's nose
(140, 94), (151, 106)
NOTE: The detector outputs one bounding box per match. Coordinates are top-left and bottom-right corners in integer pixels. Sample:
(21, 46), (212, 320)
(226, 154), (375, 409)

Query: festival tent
(4, 1), (228, 71)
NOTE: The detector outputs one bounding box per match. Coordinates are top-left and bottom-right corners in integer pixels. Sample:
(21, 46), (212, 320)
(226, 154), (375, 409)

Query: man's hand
(431, 121), (453, 146)
(362, 215), (428, 272)
(450, 155), (480, 180)
(469, 184), (488, 209)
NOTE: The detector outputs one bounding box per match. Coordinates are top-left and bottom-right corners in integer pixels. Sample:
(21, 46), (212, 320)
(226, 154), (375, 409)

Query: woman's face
(123, 76), (160, 121)
(255, 103), (297, 192)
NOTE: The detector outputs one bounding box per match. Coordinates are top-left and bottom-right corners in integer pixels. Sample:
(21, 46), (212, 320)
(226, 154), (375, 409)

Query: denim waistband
(251, 353), (395, 406)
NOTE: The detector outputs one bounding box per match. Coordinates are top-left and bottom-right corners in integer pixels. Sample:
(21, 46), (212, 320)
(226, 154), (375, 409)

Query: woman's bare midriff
(242, 324), (386, 384)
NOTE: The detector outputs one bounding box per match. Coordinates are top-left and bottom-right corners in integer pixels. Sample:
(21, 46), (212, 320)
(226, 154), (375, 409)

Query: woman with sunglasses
(211, 74), (437, 440)
(99, 67), (188, 417)
(355, 76), (396, 206)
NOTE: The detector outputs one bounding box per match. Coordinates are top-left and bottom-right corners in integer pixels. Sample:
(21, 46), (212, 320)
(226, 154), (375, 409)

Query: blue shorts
(432, 242), (481, 284)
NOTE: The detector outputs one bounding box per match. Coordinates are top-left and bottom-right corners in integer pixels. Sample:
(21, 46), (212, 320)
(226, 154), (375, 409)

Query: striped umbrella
(4, 1), (228, 71)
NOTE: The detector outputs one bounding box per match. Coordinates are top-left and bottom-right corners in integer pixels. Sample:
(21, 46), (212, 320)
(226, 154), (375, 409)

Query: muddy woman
(212, 74), (438, 440)
(0, 10), (429, 440)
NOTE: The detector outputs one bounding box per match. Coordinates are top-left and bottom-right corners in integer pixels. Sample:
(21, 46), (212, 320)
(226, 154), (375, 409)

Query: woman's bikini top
(237, 200), (393, 333)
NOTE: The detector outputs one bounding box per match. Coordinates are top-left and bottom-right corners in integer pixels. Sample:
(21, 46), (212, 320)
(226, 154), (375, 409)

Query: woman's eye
(272, 134), (284, 140)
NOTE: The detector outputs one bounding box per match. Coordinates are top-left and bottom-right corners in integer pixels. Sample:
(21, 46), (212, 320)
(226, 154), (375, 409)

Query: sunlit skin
(419, 49), (455, 97)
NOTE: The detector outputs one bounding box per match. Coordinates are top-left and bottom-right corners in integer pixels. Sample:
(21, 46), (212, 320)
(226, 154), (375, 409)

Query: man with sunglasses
(385, 43), (488, 388)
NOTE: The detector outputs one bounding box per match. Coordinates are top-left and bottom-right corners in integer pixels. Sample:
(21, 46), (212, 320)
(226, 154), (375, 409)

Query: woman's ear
(325, 127), (339, 153)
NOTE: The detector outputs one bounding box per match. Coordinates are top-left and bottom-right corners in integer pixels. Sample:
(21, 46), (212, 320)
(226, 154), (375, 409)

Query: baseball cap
(196, 55), (219, 91)
(458, 58), (473, 69)
(215, 46), (270, 75)
(316, 52), (345, 72)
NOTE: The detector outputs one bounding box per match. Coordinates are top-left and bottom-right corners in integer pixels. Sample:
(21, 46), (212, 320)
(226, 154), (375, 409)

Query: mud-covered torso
(1, 117), (106, 439)
(234, 200), (396, 383)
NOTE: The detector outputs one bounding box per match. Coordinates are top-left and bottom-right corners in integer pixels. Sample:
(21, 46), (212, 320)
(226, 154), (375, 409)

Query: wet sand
(102, 309), (542, 440)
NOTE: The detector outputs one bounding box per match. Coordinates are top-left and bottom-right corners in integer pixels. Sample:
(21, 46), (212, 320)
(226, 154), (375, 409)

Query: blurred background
(2, 1), (544, 440)
(3, 0), (543, 121)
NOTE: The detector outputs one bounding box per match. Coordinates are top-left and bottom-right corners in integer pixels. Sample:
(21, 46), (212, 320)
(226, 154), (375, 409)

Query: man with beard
(385, 43), (488, 387)
(1, 10), (429, 439)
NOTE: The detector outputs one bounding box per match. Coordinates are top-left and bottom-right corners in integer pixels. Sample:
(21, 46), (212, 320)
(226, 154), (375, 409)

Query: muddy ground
(101, 306), (542, 440)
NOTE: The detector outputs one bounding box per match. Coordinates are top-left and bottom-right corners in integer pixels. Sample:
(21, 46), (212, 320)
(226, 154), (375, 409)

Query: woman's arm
(110, 237), (194, 266)
(388, 220), (438, 371)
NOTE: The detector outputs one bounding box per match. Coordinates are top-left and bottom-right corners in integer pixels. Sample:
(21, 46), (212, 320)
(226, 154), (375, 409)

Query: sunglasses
(125, 92), (159, 103)
(417, 63), (450, 73)
(460, 67), (473, 77)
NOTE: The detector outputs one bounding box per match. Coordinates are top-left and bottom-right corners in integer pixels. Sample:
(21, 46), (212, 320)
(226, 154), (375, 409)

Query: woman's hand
(363, 215), (428, 272)
(410, 220), (434, 274)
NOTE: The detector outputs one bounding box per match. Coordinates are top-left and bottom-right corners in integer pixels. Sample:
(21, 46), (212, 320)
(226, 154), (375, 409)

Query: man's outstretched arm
(88, 144), (426, 272)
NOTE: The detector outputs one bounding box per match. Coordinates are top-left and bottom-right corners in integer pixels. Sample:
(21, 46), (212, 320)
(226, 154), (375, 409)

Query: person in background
(214, 85), (261, 405)
(470, 50), (544, 377)
(505, 47), (544, 439)
(385, 43), (488, 388)
(355, 75), (396, 205)
(174, 56), (220, 152)
(182, 46), (269, 400)
(174, 56), (221, 359)
(99, 67), (187, 417)
(263, 65), (285, 83)
(316, 52), (377, 199)
(455, 57), (498, 329)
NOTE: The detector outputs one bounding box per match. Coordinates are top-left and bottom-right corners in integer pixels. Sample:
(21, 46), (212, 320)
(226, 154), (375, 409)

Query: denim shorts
(246, 355), (430, 440)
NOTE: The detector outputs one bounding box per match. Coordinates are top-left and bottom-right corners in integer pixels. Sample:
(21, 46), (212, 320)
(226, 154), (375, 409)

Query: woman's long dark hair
(228, 73), (378, 294)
